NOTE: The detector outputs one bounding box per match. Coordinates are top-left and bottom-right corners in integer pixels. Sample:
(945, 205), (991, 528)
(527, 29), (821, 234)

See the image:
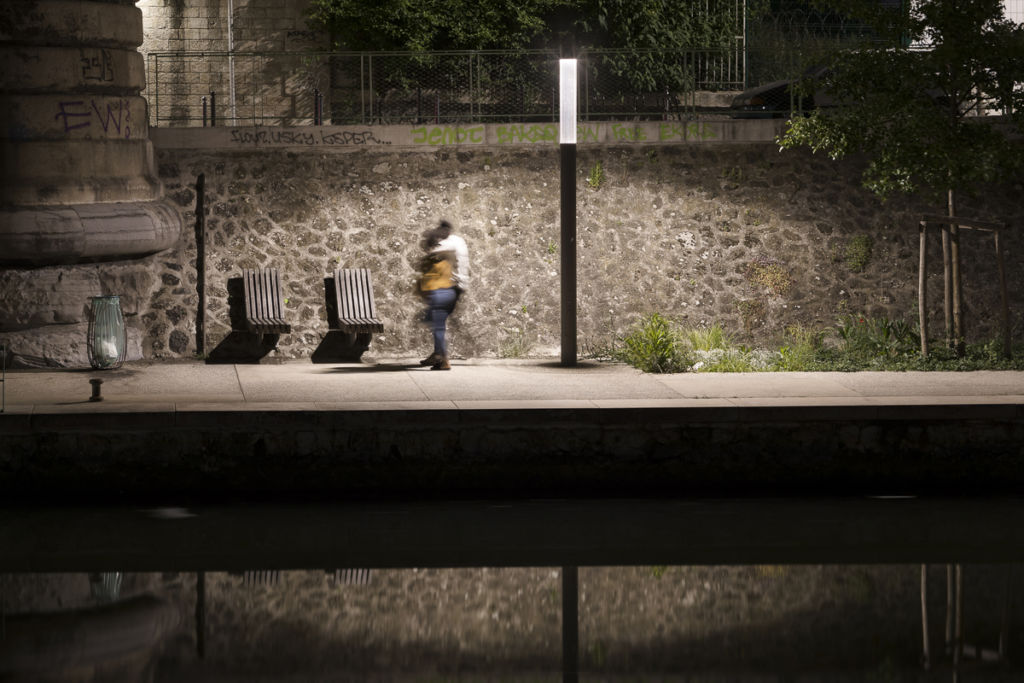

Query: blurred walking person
(417, 224), (459, 370)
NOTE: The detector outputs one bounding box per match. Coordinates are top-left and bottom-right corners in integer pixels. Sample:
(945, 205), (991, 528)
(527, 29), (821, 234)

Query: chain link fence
(146, 47), (825, 127)
(143, 0), (920, 127)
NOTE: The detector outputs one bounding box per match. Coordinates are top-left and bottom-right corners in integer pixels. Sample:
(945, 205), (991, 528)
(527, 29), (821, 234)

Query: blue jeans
(425, 287), (457, 356)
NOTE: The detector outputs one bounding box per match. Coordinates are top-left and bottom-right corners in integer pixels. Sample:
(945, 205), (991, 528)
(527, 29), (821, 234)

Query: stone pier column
(0, 0), (182, 367)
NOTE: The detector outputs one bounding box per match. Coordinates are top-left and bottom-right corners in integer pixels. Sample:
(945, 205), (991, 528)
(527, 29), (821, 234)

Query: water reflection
(3, 498), (1024, 681)
(2, 564), (1021, 681)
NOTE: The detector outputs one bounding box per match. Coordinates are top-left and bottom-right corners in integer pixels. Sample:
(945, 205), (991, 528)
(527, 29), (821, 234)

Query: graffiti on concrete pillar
(54, 99), (133, 138)
(91, 99), (131, 138)
(54, 101), (92, 132)
(81, 49), (115, 83)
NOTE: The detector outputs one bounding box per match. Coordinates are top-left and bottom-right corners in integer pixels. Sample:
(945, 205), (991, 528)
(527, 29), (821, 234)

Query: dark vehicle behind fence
(729, 65), (835, 118)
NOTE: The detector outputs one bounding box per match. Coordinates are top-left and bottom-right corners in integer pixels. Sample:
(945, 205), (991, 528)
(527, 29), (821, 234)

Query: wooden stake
(942, 224), (952, 348)
(951, 222), (965, 356)
(948, 190), (965, 356)
(995, 229), (1011, 359)
(919, 222), (929, 357)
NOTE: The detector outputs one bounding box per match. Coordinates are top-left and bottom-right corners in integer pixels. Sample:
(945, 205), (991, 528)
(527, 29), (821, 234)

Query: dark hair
(422, 226), (447, 249)
(437, 219), (453, 237)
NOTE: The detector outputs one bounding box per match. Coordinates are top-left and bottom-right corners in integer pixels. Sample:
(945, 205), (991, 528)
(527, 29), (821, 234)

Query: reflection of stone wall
(5, 565), (1021, 677)
(144, 142), (1024, 362)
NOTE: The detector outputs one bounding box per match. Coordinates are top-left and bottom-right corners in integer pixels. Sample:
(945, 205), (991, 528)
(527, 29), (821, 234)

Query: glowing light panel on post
(559, 59), (577, 144)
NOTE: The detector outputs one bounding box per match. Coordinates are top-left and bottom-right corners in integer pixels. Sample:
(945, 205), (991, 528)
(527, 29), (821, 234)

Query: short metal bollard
(87, 295), (127, 369)
(89, 378), (103, 402)
(1, 342), (5, 413)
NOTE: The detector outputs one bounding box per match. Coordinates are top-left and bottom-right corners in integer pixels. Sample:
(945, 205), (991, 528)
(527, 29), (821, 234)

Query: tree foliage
(306, 0), (742, 55)
(307, 0), (746, 95)
(779, 0), (1024, 201)
(574, 0), (739, 51)
(306, 0), (573, 51)
(574, 0), (742, 91)
(779, 0), (1023, 353)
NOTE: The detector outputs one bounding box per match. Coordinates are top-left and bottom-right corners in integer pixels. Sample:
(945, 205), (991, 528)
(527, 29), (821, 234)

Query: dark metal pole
(558, 51), (578, 367)
(196, 570), (206, 658)
(210, 91), (216, 127)
(920, 564), (931, 671)
(562, 566), (578, 683)
(195, 173), (206, 356)
(560, 142), (577, 366)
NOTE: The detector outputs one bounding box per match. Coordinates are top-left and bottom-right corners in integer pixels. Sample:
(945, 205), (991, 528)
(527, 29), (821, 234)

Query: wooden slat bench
(332, 268), (384, 335)
(242, 268), (291, 337)
(312, 268), (383, 363)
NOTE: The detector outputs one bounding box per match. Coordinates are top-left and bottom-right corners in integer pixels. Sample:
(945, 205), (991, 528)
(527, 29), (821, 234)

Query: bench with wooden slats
(241, 268), (291, 336)
(333, 268), (384, 334)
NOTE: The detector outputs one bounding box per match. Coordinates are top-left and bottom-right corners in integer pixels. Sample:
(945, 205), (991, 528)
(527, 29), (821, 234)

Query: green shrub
(737, 298), (768, 331)
(745, 258), (792, 297)
(845, 235), (873, 272)
(835, 315), (919, 359)
(773, 324), (826, 371)
(686, 323), (733, 351)
(693, 348), (759, 372)
(617, 313), (691, 373)
(498, 326), (531, 358)
(596, 315), (1024, 373)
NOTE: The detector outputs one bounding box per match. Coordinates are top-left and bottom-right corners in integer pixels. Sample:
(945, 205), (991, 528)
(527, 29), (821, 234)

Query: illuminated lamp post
(559, 58), (577, 367)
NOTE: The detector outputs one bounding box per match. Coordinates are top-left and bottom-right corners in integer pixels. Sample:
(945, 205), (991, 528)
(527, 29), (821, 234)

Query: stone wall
(138, 0), (328, 127)
(139, 128), (1024, 362)
(138, 0), (319, 53)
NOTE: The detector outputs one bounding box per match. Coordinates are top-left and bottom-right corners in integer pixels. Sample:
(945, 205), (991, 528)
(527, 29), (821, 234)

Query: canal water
(3, 497), (1024, 681)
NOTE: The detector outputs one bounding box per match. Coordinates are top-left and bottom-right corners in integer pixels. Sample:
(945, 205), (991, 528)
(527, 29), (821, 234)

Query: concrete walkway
(4, 358), (1023, 413)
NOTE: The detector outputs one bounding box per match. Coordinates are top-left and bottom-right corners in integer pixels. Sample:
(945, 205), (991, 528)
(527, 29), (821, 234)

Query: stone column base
(0, 200), (180, 266)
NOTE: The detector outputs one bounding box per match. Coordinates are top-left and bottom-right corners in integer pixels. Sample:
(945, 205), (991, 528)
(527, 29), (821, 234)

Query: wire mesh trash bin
(87, 295), (127, 369)
(89, 572), (123, 603)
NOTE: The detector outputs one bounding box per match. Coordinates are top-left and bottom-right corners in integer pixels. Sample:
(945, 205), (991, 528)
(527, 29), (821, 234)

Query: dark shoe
(430, 356), (451, 371)
(419, 353), (441, 366)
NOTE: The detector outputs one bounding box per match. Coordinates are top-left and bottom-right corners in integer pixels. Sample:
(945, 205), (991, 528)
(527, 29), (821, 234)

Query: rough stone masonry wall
(146, 141), (1024, 361)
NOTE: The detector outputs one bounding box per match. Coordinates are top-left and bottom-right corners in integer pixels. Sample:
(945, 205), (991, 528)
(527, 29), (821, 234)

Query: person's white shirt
(433, 234), (470, 290)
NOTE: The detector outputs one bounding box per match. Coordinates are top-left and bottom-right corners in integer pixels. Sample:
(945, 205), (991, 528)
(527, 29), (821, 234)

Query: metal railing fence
(146, 47), (827, 127)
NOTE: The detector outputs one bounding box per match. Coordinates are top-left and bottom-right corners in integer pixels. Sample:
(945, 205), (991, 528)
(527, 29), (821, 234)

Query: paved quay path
(4, 358), (1024, 412)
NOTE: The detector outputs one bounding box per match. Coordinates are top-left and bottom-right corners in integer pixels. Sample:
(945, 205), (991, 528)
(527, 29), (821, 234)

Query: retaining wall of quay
(4, 119), (1023, 368)
(2, 403), (1022, 503)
